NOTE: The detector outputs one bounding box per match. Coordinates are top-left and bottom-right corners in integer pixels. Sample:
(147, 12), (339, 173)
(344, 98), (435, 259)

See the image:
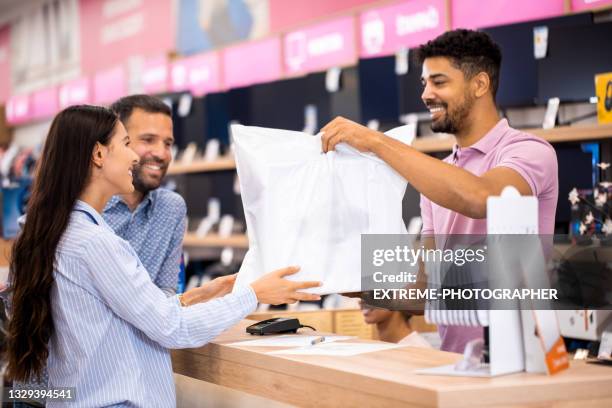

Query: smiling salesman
(320, 29), (558, 353)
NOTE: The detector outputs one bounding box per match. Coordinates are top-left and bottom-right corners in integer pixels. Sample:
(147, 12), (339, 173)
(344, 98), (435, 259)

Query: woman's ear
(92, 142), (106, 169)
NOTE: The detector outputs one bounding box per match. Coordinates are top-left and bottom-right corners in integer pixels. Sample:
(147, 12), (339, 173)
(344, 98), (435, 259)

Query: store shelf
(529, 123), (612, 143)
(182, 233), (249, 249)
(412, 123), (612, 153)
(167, 124), (612, 174)
(167, 157), (236, 175)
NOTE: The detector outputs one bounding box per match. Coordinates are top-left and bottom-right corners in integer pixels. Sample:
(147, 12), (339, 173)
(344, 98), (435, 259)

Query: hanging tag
(208, 198), (221, 223)
(195, 218), (214, 237)
(399, 113), (419, 126)
(543, 97), (560, 129)
(366, 119), (380, 131)
(326, 67), (342, 92)
(204, 139), (220, 162)
(195, 197), (221, 238)
(180, 142), (198, 164)
(220, 247), (235, 266)
(303, 104), (318, 135)
(178, 93), (192, 117)
(218, 214), (235, 238)
(533, 26), (549, 60)
(395, 48), (409, 75)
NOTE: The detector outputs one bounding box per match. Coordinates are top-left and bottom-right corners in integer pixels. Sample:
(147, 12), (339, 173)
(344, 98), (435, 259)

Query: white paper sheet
(267, 342), (405, 356)
(226, 335), (353, 348)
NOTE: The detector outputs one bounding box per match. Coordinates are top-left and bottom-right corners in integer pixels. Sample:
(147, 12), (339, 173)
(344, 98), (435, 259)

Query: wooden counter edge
(172, 321), (612, 407)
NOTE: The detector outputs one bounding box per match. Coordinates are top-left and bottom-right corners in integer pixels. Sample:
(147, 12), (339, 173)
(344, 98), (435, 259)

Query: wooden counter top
(172, 320), (612, 407)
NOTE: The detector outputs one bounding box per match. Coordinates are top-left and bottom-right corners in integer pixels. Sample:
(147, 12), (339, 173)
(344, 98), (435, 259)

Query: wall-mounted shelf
(183, 233), (249, 249)
(167, 124), (612, 174)
(167, 157), (236, 175)
(529, 123), (612, 143)
(412, 123), (612, 153)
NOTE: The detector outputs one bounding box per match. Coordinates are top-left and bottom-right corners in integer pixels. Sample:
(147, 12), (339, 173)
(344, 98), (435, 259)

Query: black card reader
(246, 317), (305, 335)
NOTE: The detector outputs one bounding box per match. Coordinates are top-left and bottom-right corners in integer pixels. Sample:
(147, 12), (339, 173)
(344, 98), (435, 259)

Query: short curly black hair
(415, 29), (502, 98)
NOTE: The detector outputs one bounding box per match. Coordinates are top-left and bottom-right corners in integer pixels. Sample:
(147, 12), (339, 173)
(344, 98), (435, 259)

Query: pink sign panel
(31, 87), (59, 120)
(59, 77), (91, 109)
(6, 94), (31, 125)
(171, 52), (221, 96)
(572, 0), (612, 11)
(142, 56), (168, 95)
(270, 0), (373, 33)
(79, 0), (175, 74)
(360, 0), (447, 58)
(223, 38), (282, 89)
(284, 17), (357, 76)
(0, 26), (10, 104)
(452, 0), (565, 30)
(94, 65), (126, 105)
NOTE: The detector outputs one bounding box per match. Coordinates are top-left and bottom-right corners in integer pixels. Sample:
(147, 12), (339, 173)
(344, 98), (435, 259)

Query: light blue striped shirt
(103, 188), (186, 295)
(48, 200), (257, 407)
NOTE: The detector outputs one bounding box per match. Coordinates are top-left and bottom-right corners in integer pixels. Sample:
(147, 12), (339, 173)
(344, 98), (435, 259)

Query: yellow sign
(596, 72), (612, 124)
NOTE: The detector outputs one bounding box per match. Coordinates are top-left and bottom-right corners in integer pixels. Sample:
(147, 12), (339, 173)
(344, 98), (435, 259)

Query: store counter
(172, 320), (612, 407)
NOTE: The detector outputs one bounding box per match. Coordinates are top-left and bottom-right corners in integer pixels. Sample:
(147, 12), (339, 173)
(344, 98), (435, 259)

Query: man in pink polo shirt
(321, 29), (558, 353)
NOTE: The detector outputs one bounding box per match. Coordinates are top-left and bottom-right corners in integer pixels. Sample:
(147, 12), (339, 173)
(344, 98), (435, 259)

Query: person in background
(321, 29), (558, 354)
(6, 105), (321, 407)
(360, 300), (435, 348)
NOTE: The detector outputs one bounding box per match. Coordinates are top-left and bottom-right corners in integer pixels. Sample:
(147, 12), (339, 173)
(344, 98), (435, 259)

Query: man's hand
(321, 117), (534, 219)
(181, 274), (237, 306)
(321, 116), (383, 153)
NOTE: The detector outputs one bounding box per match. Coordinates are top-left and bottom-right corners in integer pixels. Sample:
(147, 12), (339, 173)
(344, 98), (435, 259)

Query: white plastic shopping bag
(233, 124), (414, 294)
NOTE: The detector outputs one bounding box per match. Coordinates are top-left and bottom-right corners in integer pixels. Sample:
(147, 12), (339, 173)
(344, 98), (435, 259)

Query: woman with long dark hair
(6, 105), (320, 406)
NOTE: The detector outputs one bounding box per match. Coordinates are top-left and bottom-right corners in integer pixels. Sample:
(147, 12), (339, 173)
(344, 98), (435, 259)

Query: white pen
(310, 336), (325, 346)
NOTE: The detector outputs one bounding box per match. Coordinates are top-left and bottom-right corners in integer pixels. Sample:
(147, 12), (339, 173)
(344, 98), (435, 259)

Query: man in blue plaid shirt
(105, 94), (186, 296)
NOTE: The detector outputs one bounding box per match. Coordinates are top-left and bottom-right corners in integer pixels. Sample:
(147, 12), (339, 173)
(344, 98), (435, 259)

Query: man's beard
(430, 93), (474, 135)
(131, 161), (166, 194)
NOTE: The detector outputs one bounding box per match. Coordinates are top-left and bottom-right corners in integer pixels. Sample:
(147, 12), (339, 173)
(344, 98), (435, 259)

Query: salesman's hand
(181, 274), (237, 306)
(321, 116), (382, 153)
(250, 266), (322, 305)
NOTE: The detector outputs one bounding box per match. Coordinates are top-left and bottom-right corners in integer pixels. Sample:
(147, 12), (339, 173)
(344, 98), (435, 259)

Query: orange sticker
(545, 337), (570, 375)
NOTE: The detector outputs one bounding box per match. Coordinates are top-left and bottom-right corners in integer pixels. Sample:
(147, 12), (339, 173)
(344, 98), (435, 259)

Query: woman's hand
(250, 266), (322, 305)
(181, 274), (237, 306)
